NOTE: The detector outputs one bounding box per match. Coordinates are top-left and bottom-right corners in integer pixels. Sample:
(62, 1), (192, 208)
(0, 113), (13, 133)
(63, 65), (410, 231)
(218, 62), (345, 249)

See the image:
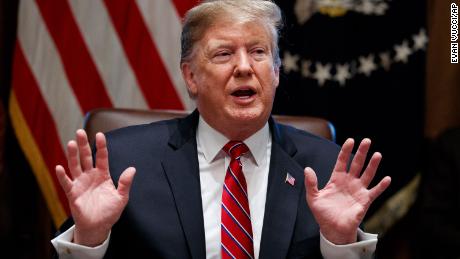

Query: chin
(227, 106), (268, 124)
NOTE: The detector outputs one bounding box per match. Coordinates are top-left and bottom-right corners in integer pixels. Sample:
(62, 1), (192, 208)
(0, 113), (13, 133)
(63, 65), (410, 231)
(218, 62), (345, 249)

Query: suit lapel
(259, 119), (305, 259)
(160, 113), (305, 258)
(161, 111), (206, 259)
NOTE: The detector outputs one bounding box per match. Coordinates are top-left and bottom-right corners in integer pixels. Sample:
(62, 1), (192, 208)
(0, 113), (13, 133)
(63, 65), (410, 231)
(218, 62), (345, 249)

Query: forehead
(199, 20), (273, 49)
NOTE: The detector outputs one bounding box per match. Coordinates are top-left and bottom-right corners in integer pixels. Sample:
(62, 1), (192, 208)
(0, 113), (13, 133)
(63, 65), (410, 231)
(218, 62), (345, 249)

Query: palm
(68, 168), (124, 229)
(304, 138), (391, 245)
(55, 130), (135, 246)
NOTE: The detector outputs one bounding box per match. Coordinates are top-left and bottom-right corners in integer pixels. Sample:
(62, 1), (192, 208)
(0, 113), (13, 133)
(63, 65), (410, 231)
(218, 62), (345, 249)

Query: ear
(273, 66), (280, 88)
(181, 62), (198, 97)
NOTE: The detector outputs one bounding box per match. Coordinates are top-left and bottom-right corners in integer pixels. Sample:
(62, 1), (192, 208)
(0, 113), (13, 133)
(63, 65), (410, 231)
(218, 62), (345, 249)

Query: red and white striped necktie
(221, 141), (254, 259)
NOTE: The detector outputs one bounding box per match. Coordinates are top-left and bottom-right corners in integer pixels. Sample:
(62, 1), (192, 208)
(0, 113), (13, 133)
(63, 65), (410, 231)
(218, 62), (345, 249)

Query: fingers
(360, 152), (382, 187)
(369, 176), (391, 202)
(55, 165), (73, 193)
(304, 167), (319, 200)
(76, 129), (93, 171)
(333, 138), (354, 173)
(95, 132), (109, 171)
(117, 167), (136, 198)
(67, 140), (82, 178)
(348, 138), (371, 177)
(67, 129), (94, 178)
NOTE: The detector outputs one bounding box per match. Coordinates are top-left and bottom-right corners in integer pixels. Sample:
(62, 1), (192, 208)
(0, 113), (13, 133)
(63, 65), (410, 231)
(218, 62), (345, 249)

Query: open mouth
(231, 89), (256, 98)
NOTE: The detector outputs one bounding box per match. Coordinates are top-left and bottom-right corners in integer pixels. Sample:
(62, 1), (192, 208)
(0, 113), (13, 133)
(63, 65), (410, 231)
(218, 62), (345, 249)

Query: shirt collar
(196, 116), (269, 166)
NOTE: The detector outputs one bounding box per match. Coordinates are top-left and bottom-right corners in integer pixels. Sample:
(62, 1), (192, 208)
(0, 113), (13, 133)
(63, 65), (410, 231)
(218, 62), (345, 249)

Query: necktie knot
(222, 141), (249, 159)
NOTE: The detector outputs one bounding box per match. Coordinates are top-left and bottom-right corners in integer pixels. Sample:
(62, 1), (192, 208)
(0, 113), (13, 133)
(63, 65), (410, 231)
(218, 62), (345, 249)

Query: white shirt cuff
(320, 229), (377, 259)
(51, 225), (110, 259)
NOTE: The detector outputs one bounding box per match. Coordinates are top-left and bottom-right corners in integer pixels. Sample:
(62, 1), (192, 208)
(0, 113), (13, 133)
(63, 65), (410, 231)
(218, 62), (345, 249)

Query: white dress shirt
(197, 116), (271, 258)
(52, 115), (378, 259)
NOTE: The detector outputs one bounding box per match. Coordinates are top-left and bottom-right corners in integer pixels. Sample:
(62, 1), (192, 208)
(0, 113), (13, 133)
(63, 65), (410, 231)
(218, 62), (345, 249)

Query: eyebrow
(207, 40), (269, 51)
(205, 39), (234, 50)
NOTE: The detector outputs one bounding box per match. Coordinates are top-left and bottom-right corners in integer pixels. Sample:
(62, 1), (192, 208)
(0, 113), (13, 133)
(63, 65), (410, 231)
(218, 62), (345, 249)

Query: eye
(211, 50), (232, 63)
(254, 48), (266, 54)
(216, 51), (230, 56)
(251, 47), (268, 60)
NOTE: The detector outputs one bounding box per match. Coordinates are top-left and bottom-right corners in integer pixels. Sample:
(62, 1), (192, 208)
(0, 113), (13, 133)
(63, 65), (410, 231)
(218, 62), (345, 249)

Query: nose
(233, 50), (254, 77)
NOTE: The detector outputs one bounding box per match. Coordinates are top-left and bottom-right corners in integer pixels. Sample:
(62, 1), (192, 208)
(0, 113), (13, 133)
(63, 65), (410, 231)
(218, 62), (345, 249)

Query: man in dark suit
(52, 0), (390, 258)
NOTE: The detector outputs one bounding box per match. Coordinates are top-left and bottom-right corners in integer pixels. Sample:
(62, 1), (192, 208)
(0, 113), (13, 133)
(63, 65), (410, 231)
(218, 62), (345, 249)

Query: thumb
(117, 167), (136, 199)
(304, 167), (318, 200)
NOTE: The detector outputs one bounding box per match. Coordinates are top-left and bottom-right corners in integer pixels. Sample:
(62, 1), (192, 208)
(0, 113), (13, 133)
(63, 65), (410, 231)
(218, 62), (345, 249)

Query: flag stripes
(170, 0), (198, 18)
(67, 0), (149, 109)
(36, 0), (113, 111)
(10, 46), (69, 226)
(10, 0), (198, 227)
(9, 93), (68, 226)
(17, 0), (84, 148)
(136, 0), (195, 110)
(104, 0), (183, 110)
(11, 57), (70, 216)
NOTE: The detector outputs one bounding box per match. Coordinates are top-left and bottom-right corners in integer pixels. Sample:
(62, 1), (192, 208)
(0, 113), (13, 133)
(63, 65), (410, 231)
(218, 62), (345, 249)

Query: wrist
(320, 228), (358, 245)
(73, 226), (110, 247)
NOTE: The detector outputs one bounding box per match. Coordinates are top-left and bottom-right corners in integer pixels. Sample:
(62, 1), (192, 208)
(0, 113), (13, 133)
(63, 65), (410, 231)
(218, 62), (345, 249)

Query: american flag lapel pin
(285, 172), (295, 186)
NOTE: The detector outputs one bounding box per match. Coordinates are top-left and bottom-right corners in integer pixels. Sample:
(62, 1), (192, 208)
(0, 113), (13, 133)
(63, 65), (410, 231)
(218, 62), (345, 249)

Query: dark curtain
(273, 0), (426, 219)
(0, 0), (54, 258)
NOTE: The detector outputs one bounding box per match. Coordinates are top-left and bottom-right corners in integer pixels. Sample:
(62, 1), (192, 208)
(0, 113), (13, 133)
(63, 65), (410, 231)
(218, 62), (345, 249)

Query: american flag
(9, 0), (198, 228)
(285, 173), (295, 186)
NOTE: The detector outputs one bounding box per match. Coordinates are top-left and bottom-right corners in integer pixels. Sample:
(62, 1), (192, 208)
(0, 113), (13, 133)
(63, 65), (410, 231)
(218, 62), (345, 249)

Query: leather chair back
(84, 108), (336, 144)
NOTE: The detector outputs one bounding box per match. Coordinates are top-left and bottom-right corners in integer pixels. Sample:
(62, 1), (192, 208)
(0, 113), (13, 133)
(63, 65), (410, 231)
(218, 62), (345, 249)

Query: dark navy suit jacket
(78, 110), (340, 258)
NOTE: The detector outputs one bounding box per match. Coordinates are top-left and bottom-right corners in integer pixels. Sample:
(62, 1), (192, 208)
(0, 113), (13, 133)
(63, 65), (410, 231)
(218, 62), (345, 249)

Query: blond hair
(180, 0), (283, 68)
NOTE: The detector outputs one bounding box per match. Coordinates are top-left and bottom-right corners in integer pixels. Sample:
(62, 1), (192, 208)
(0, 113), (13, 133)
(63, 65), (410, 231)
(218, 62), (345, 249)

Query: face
(181, 19), (280, 140)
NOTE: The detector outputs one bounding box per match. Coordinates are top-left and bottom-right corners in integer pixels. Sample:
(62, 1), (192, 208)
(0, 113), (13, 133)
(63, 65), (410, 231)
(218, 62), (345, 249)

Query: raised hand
(55, 129), (136, 247)
(304, 138), (391, 245)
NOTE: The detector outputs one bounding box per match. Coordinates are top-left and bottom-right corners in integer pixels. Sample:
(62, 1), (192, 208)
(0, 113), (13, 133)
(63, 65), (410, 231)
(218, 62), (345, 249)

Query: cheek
(260, 69), (278, 92)
(202, 68), (233, 90)
(195, 75), (226, 102)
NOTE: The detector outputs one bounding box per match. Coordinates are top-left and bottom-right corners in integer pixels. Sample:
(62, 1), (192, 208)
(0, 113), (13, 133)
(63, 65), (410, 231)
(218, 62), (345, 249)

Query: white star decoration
(374, 3), (388, 15)
(282, 51), (300, 73)
(394, 40), (412, 63)
(359, 0), (376, 15)
(287, 27), (427, 87)
(412, 28), (428, 50)
(334, 63), (351, 86)
(358, 54), (376, 76)
(313, 63), (332, 86)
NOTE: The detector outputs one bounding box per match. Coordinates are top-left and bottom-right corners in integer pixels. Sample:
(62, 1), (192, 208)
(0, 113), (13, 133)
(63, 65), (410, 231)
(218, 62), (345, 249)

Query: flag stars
(412, 28), (428, 51)
(394, 40), (412, 63)
(280, 27), (427, 87)
(374, 3), (388, 15)
(313, 63), (331, 86)
(282, 51), (300, 74)
(359, 0), (375, 15)
(358, 54), (376, 76)
(334, 63), (351, 86)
